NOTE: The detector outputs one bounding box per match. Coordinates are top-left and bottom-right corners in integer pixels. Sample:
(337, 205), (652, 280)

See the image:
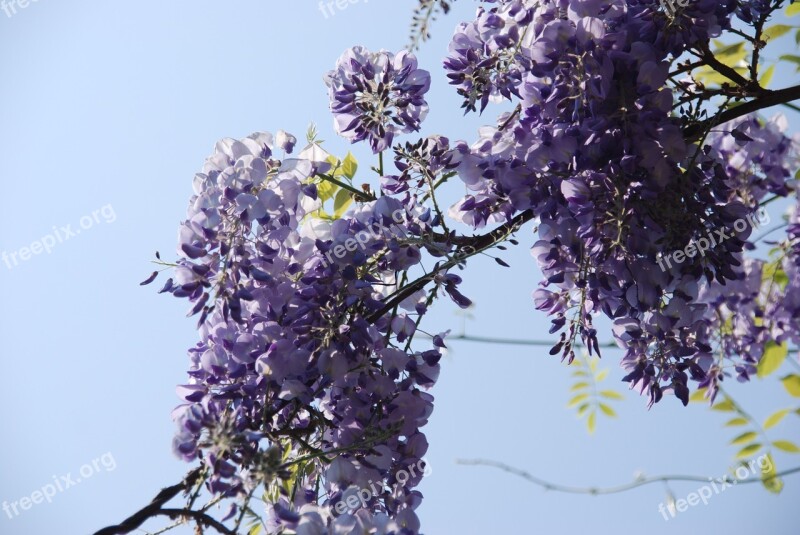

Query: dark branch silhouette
(92, 467), (236, 535)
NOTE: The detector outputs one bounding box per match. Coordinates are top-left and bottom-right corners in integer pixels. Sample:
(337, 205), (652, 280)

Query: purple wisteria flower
(442, 0), (798, 405)
(325, 46), (431, 153)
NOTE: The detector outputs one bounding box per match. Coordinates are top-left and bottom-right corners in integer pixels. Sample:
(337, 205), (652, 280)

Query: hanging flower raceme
(325, 46), (431, 153)
(146, 128), (461, 533)
(139, 2), (800, 532)
(442, 0), (798, 405)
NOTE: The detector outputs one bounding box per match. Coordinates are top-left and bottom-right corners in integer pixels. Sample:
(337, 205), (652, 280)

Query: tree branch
(93, 467), (227, 535)
(367, 209), (535, 322)
(445, 333), (619, 348)
(685, 84), (800, 140)
(457, 458), (800, 495)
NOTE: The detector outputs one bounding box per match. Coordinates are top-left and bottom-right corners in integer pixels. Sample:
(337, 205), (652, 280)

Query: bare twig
(93, 467), (235, 535)
(457, 459), (800, 495)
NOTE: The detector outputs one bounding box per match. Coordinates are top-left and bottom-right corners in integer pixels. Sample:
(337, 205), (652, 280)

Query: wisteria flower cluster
(326, 46), (432, 153)
(139, 0), (800, 533)
(443, 0), (799, 406)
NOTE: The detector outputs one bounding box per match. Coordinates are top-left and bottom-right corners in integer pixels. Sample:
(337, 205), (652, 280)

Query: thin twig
(94, 467), (217, 535)
(456, 459), (800, 495)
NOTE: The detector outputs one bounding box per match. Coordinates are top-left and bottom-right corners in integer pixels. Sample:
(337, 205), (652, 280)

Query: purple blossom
(325, 46), (431, 153)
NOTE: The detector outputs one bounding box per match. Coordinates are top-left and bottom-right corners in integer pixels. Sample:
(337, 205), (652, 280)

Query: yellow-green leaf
(600, 390), (624, 400)
(788, 2), (800, 16)
(333, 188), (353, 218)
(757, 342), (788, 378)
(736, 443), (763, 459)
(730, 431), (758, 446)
(773, 440), (800, 453)
(599, 403), (617, 417)
(326, 155), (343, 175)
(781, 375), (800, 397)
(577, 402), (591, 417)
(317, 178), (338, 202)
(763, 260), (789, 290)
(725, 417), (749, 427)
(568, 393), (590, 408)
(779, 54), (800, 73)
(595, 369), (609, 382)
(712, 398), (735, 412)
(249, 524), (262, 535)
(342, 152), (358, 179)
(763, 24), (793, 41)
(587, 410), (597, 434)
(714, 41), (747, 67)
(570, 382), (590, 392)
(764, 409), (790, 430)
(760, 453), (783, 493)
(690, 388), (708, 403)
(759, 64), (775, 88)
(695, 65), (748, 86)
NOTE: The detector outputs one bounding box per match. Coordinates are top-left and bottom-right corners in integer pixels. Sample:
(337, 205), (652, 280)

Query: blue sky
(1, 1), (798, 534)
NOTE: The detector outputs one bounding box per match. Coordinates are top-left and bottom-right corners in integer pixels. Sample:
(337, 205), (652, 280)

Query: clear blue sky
(1, 1), (798, 534)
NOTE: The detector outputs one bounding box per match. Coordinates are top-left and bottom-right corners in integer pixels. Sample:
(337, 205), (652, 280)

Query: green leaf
(600, 390), (624, 400)
(779, 54), (800, 73)
(759, 64), (775, 88)
(787, 2), (800, 16)
(764, 409), (791, 430)
(757, 342), (788, 378)
(781, 375), (800, 397)
(773, 440), (800, 453)
(568, 393), (590, 408)
(714, 41), (747, 67)
(326, 155), (342, 174)
(763, 24), (794, 41)
(763, 260), (790, 290)
(576, 403), (591, 417)
(570, 382), (590, 392)
(249, 524), (263, 535)
(695, 65), (748, 86)
(760, 453), (783, 493)
(587, 410), (597, 434)
(690, 388), (708, 403)
(333, 188), (353, 219)
(736, 443), (763, 459)
(317, 177), (338, 202)
(796, 28), (800, 45)
(341, 152), (358, 180)
(599, 403), (617, 417)
(725, 417), (749, 427)
(306, 123), (320, 144)
(712, 398), (736, 412)
(730, 431), (758, 446)
(595, 369), (609, 382)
